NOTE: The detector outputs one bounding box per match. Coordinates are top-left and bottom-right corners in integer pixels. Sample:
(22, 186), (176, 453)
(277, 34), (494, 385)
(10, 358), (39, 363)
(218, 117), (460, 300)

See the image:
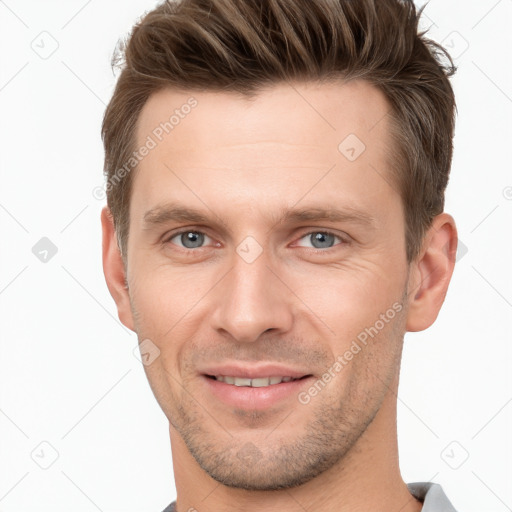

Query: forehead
(132, 80), (397, 224)
(136, 79), (391, 153)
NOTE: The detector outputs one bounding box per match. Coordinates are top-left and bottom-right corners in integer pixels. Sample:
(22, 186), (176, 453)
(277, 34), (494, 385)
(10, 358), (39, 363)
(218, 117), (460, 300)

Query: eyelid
(163, 228), (216, 248)
(293, 229), (347, 249)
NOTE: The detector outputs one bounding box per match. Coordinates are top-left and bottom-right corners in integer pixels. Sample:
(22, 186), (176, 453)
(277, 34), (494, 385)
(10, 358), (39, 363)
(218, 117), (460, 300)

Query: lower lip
(202, 375), (313, 410)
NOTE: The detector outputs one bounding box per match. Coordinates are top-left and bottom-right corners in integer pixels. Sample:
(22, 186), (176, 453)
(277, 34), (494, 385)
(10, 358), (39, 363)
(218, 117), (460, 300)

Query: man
(100, 0), (459, 510)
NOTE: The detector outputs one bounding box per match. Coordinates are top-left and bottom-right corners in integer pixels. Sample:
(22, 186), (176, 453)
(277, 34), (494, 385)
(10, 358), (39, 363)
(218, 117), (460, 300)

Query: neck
(169, 375), (422, 512)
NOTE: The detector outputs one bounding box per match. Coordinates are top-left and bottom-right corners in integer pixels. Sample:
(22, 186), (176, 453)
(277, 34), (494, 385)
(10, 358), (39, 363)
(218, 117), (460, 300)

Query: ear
(101, 206), (135, 331)
(406, 213), (458, 332)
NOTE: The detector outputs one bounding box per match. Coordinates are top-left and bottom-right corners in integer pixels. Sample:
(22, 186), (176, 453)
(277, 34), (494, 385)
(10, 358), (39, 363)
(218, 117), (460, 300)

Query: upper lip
(200, 363), (311, 379)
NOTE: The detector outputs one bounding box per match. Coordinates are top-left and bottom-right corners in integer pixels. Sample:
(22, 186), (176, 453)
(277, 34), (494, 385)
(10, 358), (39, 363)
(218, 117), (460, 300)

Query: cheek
(289, 263), (404, 338)
(128, 264), (222, 382)
(128, 261), (209, 332)
(324, 307), (405, 407)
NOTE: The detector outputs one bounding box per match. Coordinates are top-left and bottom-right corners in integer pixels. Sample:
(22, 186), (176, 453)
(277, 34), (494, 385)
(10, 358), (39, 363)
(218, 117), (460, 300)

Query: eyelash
(162, 228), (348, 252)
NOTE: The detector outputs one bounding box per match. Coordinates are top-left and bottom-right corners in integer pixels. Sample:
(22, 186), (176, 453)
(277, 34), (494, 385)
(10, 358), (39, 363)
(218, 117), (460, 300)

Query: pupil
(182, 232), (204, 248)
(311, 232), (334, 249)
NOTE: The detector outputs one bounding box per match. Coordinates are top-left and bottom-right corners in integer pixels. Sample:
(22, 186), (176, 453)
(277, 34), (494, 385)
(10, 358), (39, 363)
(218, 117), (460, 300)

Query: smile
(209, 375), (303, 387)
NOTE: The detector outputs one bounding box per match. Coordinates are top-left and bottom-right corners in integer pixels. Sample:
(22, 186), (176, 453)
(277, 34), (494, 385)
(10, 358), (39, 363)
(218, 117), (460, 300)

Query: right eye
(166, 230), (214, 249)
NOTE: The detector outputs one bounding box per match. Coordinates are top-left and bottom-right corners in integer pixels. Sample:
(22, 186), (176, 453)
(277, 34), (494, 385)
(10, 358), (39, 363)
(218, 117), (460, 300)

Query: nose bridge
(211, 241), (292, 343)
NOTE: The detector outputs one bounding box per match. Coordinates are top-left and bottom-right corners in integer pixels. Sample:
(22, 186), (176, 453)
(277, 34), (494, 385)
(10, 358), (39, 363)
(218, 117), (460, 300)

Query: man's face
(125, 80), (411, 489)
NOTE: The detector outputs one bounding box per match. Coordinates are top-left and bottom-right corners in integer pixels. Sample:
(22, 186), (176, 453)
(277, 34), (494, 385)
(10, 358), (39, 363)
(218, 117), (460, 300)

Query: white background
(0, 1), (511, 511)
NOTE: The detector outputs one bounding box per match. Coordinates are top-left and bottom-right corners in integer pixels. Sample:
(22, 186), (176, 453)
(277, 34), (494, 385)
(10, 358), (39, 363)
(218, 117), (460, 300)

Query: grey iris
(310, 232), (335, 249)
(181, 232), (204, 248)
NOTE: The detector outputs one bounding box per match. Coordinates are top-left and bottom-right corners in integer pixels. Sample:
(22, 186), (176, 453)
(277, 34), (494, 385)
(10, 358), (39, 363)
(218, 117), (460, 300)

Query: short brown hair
(102, 0), (456, 263)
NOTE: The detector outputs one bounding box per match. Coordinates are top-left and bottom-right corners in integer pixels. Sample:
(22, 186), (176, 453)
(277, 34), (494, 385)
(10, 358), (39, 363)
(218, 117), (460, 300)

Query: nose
(210, 247), (294, 343)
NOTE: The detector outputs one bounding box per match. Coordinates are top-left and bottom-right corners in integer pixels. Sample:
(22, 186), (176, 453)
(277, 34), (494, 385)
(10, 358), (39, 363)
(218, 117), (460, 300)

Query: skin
(102, 80), (457, 512)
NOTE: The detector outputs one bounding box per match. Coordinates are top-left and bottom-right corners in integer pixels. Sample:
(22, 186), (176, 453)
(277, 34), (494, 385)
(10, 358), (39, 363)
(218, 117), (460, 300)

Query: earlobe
(406, 213), (458, 332)
(101, 206), (135, 331)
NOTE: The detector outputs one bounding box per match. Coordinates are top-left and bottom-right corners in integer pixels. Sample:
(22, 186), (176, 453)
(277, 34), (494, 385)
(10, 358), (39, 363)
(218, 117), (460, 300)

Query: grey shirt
(162, 481), (457, 511)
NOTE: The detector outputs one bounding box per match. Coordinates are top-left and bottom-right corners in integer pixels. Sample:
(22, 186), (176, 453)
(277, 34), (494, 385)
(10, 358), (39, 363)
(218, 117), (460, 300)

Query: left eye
(296, 232), (342, 249)
(168, 231), (213, 249)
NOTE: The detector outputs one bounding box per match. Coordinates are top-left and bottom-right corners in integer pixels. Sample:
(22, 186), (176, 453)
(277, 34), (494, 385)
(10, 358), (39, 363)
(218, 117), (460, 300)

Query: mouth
(205, 375), (310, 387)
(200, 367), (314, 410)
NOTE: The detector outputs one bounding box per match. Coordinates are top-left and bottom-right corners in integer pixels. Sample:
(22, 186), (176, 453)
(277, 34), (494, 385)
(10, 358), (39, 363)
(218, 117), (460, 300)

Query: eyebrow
(142, 203), (376, 230)
(143, 205), (211, 227)
(278, 207), (375, 227)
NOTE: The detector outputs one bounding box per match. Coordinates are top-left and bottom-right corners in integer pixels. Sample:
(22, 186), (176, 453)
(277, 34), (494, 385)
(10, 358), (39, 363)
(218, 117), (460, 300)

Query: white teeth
(213, 376), (298, 387)
(251, 377), (270, 387)
(234, 377), (252, 387)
